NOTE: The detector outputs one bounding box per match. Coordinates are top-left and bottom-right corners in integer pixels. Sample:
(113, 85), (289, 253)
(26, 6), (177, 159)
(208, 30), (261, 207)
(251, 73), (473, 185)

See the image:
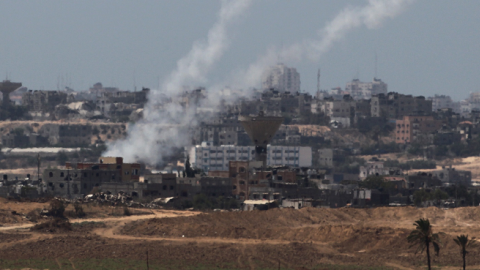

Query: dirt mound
(0, 209), (26, 224)
(121, 206), (480, 252)
(122, 207), (480, 239)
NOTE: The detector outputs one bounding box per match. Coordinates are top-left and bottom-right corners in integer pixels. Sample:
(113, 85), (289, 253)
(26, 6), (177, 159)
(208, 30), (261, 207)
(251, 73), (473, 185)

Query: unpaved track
(0, 209), (197, 231)
(93, 224), (302, 246)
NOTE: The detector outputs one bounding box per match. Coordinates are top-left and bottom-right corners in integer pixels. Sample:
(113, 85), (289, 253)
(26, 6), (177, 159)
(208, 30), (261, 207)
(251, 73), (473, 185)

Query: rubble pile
(52, 192), (174, 209)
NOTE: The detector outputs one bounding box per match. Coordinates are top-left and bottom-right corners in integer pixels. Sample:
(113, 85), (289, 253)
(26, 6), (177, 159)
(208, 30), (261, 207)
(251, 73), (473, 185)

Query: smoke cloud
(104, 0), (413, 166)
(104, 0), (252, 164)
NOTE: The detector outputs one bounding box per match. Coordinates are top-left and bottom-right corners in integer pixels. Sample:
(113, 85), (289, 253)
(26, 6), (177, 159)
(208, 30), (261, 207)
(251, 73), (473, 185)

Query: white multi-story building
(189, 143), (312, 172)
(345, 78), (387, 100)
(262, 63), (300, 93)
(428, 94), (459, 112)
(359, 161), (390, 180)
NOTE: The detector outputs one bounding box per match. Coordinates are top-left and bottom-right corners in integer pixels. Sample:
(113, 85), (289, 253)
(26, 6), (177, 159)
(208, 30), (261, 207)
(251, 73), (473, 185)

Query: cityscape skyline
(0, 1), (479, 100)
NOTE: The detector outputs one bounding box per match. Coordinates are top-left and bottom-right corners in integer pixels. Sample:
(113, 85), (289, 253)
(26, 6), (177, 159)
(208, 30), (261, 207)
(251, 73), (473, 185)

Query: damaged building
(22, 90), (68, 113)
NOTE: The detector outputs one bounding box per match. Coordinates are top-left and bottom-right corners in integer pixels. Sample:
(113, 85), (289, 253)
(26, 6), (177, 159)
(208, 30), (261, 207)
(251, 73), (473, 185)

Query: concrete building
(38, 124), (92, 146)
(193, 117), (244, 146)
(317, 148), (333, 168)
(228, 160), (297, 200)
(66, 157), (141, 182)
(43, 168), (121, 197)
(1, 131), (30, 148)
(371, 93), (432, 119)
(189, 144), (312, 172)
(314, 95), (355, 127)
(317, 95), (355, 119)
(262, 63), (300, 93)
(22, 90), (68, 112)
(432, 167), (472, 186)
(103, 88), (149, 104)
(143, 173), (177, 197)
(395, 115), (442, 144)
(359, 161), (401, 180)
(428, 95), (457, 112)
(345, 78), (387, 100)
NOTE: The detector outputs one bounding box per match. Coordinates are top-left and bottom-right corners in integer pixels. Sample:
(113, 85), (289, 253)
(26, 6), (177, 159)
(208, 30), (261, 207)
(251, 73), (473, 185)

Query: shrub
(49, 200), (65, 218)
(123, 207), (131, 216)
(193, 194), (213, 210)
(26, 209), (41, 223)
(74, 203), (86, 218)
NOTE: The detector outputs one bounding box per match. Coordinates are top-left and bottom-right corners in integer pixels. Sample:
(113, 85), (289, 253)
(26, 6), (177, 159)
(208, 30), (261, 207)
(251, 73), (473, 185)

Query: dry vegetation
(0, 203), (480, 269)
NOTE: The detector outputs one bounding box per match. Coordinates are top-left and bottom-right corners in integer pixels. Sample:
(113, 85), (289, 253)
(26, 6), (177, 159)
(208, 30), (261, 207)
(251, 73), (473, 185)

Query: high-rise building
(345, 78), (387, 100)
(428, 94), (458, 112)
(262, 63), (300, 93)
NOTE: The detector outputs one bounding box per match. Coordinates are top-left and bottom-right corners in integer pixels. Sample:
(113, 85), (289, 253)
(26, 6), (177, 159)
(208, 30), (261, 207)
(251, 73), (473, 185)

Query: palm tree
(453, 235), (478, 270)
(407, 218), (443, 270)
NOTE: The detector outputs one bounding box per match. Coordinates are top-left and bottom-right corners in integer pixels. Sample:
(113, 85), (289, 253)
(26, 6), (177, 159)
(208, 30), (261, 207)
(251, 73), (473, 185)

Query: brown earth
(0, 197), (151, 228)
(0, 206), (480, 269)
(359, 153), (480, 183)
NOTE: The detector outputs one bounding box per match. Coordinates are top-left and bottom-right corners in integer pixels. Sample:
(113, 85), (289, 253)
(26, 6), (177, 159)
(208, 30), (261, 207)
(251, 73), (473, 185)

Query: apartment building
(395, 115), (442, 144)
(66, 157), (141, 182)
(189, 144), (312, 172)
(262, 63), (300, 93)
(22, 90), (68, 112)
(371, 92), (432, 119)
(345, 78), (387, 100)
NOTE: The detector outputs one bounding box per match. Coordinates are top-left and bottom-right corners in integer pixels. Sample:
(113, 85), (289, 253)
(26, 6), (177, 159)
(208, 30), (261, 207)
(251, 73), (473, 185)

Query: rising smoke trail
(234, 0), (414, 90)
(104, 0), (253, 165)
(105, 0), (413, 166)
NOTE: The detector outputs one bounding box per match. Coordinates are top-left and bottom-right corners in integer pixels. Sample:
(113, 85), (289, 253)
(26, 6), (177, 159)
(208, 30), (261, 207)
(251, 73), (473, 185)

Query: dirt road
(2, 207), (480, 269)
(0, 209), (197, 231)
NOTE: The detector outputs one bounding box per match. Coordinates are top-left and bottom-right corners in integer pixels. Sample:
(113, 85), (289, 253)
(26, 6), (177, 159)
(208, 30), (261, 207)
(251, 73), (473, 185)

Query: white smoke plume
(105, 0), (413, 166)
(104, 0), (253, 164)
(234, 0), (414, 89)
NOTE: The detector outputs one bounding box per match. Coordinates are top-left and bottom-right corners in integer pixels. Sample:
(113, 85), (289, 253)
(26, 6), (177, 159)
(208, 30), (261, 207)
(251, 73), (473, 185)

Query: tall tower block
(238, 111), (283, 167)
(0, 80), (21, 107)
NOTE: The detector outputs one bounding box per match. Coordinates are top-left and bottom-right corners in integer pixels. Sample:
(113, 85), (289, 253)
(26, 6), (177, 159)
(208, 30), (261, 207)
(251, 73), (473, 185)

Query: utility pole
(316, 69), (321, 99)
(146, 250), (149, 270)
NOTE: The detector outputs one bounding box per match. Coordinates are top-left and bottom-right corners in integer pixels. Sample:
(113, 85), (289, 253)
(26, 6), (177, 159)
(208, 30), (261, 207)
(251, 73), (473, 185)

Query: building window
(49, 172), (53, 177)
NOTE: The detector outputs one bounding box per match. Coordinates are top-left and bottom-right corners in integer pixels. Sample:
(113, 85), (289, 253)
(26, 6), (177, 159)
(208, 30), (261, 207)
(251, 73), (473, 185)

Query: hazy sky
(0, 0), (479, 100)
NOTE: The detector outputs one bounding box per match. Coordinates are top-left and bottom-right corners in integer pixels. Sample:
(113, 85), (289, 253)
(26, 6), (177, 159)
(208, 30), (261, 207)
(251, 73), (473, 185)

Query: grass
(0, 259), (399, 270)
(313, 265), (394, 270)
(0, 259), (241, 270)
(71, 221), (105, 227)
